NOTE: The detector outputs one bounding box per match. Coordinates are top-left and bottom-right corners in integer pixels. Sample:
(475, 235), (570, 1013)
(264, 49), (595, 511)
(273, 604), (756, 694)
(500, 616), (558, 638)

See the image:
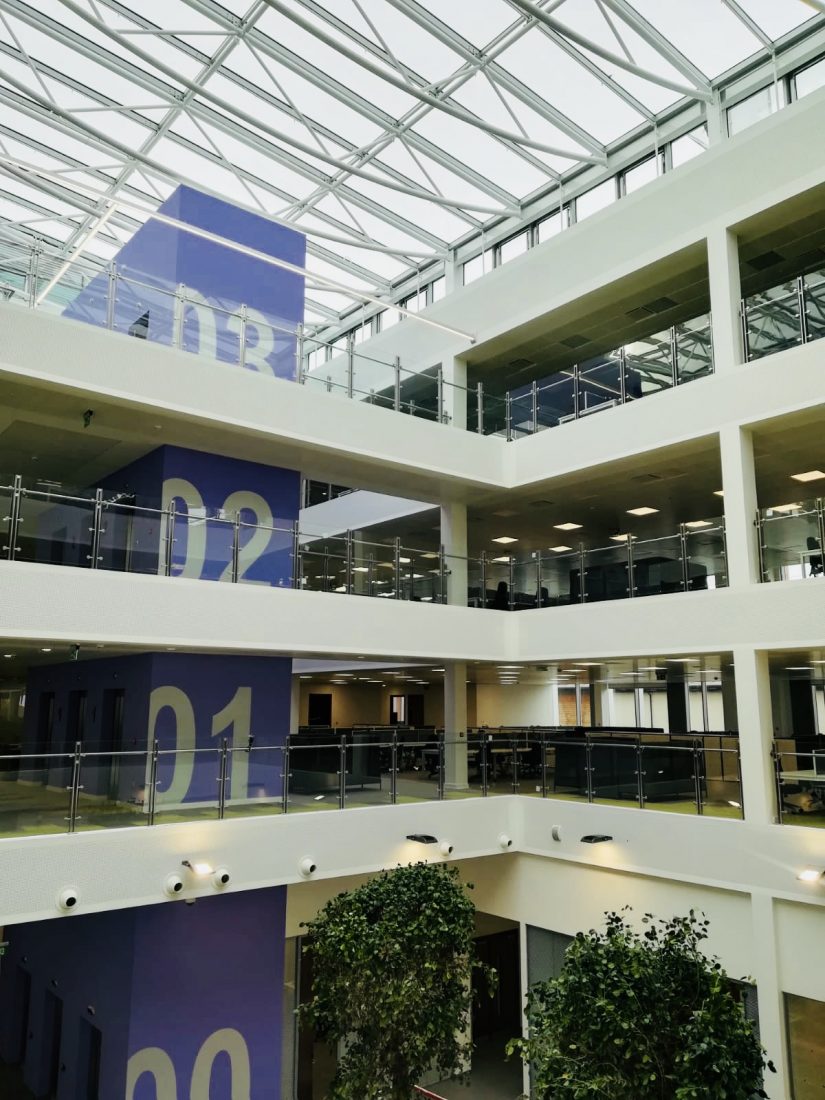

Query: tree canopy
(298, 861), (489, 1100)
(510, 908), (773, 1099)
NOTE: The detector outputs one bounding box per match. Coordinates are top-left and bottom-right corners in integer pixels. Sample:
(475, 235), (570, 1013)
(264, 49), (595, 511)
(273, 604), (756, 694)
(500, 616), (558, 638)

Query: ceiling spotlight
(797, 868), (824, 883)
(581, 834), (613, 844)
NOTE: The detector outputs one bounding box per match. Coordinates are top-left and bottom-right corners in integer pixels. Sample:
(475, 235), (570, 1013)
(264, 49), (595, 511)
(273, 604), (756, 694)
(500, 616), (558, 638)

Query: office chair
(807, 536), (823, 576)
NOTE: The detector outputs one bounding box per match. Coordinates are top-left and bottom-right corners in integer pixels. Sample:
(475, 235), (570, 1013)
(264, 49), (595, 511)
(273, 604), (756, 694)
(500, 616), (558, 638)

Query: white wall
(475, 683), (555, 727)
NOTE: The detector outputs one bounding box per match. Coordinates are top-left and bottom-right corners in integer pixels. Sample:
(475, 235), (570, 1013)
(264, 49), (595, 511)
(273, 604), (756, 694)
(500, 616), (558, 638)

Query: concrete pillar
(749, 893), (791, 1100)
(441, 501), (468, 608)
(707, 225), (743, 368)
(720, 424), (761, 586)
(444, 660), (468, 790)
(443, 255), (459, 295)
(733, 646), (777, 825)
(442, 356), (468, 430)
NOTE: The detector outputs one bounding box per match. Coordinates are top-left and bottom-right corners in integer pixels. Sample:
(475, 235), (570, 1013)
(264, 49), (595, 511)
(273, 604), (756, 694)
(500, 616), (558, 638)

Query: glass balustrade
(0, 730), (743, 838)
(774, 743), (825, 827)
(759, 502), (824, 582)
(0, 476), (729, 610)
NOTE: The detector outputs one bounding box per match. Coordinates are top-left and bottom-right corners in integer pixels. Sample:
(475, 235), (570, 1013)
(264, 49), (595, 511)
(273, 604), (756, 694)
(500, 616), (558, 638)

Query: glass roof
(0, 0), (819, 328)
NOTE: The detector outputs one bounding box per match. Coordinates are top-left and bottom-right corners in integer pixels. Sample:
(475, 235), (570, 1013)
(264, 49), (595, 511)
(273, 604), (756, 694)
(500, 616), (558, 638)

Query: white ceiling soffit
(0, 0), (818, 329)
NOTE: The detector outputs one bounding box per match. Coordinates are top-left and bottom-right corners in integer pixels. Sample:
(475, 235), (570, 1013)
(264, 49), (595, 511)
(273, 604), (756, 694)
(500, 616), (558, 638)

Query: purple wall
(0, 888), (286, 1099)
(63, 184), (305, 381)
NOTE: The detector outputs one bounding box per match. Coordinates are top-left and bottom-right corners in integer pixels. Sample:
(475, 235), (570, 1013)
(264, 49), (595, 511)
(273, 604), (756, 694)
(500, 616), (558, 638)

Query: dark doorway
(407, 695), (425, 727)
(77, 1019), (102, 1100)
(307, 694), (332, 727)
(790, 679), (816, 736)
(43, 991), (63, 1099)
(100, 690), (125, 750)
(35, 695), (55, 756)
(296, 941), (336, 1099)
(66, 692), (88, 749)
(473, 929), (521, 1041)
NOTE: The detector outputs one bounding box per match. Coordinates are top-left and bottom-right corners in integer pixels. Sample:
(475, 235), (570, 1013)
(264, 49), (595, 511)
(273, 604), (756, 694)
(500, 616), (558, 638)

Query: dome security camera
(299, 856), (317, 877)
(212, 868), (231, 889)
(497, 833), (513, 850)
(439, 840), (454, 856)
(57, 887), (79, 912)
(164, 874), (184, 898)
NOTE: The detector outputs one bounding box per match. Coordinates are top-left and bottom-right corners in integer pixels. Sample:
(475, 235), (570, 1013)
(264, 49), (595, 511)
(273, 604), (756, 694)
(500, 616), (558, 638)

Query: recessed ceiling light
(791, 470), (825, 482)
(492, 536), (518, 544)
(498, 666), (521, 669)
(684, 520), (712, 528)
(2, 654), (12, 659)
(713, 489), (724, 497)
(639, 666), (666, 671)
(771, 503), (802, 514)
(610, 534), (632, 542)
(554, 522), (582, 531)
(492, 555), (512, 563)
(786, 666), (814, 671)
(668, 658), (699, 663)
(41, 647), (52, 653)
(549, 544), (573, 552)
(797, 868), (823, 883)
(627, 506), (659, 516)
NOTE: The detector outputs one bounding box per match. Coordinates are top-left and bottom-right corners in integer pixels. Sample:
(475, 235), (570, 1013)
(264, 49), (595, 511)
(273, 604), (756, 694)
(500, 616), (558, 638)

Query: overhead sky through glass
(0, 0), (820, 330)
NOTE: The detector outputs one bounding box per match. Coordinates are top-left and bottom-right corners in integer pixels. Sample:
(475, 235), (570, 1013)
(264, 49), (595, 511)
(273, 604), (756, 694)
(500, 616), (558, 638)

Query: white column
(720, 424), (760, 586)
(444, 660), (468, 790)
(443, 255), (459, 295)
(750, 893), (791, 1100)
(733, 646), (777, 825)
(707, 225), (743, 368)
(519, 921), (531, 1100)
(589, 670), (611, 728)
(442, 356), (467, 430)
(289, 673), (301, 734)
(441, 501), (468, 607)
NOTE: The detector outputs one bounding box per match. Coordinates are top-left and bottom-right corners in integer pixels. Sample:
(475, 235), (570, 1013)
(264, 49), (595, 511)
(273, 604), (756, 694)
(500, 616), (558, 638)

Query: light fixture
(771, 503), (802, 514)
(786, 666), (814, 671)
(727, 800), (742, 809)
(554, 522), (582, 531)
(498, 665), (521, 670)
(406, 834), (439, 844)
(181, 860), (214, 877)
(549, 544), (573, 552)
(713, 489), (724, 497)
(791, 470), (825, 483)
(399, 556), (411, 563)
(41, 647), (52, 653)
(492, 536), (518, 544)
(627, 506), (658, 516)
(2, 654), (12, 659)
(797, 868), (824, 883)
(581, 834), (613, 844)
(684, 520), (712, 529)
(667, 658), (699, 663)
(610, 534), (631, 542)
(492, 555), (512, 563)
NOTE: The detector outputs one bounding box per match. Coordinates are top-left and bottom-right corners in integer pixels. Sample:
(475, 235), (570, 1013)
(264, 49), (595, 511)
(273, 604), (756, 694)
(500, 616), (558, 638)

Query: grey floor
(433, 1032), (525, 1100)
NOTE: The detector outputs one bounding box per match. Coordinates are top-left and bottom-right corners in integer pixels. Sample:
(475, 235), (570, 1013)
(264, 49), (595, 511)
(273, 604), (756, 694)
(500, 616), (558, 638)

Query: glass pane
(685, 524), (728, 589)
(399, 548), (441, 603)
(794, 57), (825, 99)
(153, 748), (221, 823)
(577, 353), (622, 415)
(0, 752), (73, 837)
(15, 490), (95, 567)
(236, 520), (294, 588)
(344, 732), (392, 808)
(395, 734), (441, 803)
(583, 544), (630, 603)
(776, 745), (825, 827)
(591, 740), (641, 805)
(113, 275), (176, 347)
(0, 482), (14, 557)
(671, 125), (708, 168)
(99, 501), (164, 576)
(787, 993), (825, 1095)
(481, 391), (508, 437)
(700, 736), (743, 818)
(352, 348), (397, 409)
(744, 281), (802, 360)
(625, 329), (674, 398)
(226, 745), (284, 818)
(500, 231), (529, 265)
(168, 510), (234, 582)
(624, 155), (659, 194)
(536, 211), (564, 242)
(576, 178), (616, 221)
(298, 535), (348, 593)
(76, 752), (148, 830)
(484, 557), (512, 610)
(287, 737), (343, 812)
(541, 549), (580, 606)
(512, 558), (540, 610)
(803, 268), (825, 343)
(640, 742), (700, 813)
(760, 506), (822, 581)
(546, 738), (590, 803)
(463, 254), (485, 286)
(676, 314), (713, 382)
(632, 534), (685, 596)
(508, 388), (535, 438)
(351, 539), (394, 597)
(536, 371), (576, 428)
(727, 86), (773, 136)
(399, 366), (438, 421)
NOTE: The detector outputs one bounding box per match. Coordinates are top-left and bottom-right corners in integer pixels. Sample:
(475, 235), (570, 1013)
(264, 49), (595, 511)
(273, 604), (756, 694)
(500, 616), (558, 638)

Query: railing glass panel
(153, 747), (222, 823)
(545, 738), (591, 803)
(396, 735), (442, 802)
(15, 490), (95, 567)
(676, 314), (713, 383)
(76, 750), (149, 830)
(577, 352), (622, 417)
(99, 501), (165, 576)
(774, 745), (825, 825)
(744, 280), (802, 360)
(760, 504), (823, 581)
(685, 523), (727, 588)
(536, 372), (576, 429)
(582, 544), (631, 603)
(298, 534), (348, 593)
(803, 269), (825, 342)
(0, 751), (74, 837)
(624, 327), (674, 398)
(632, 533), (685, 596)
(540, 549), (582, 606)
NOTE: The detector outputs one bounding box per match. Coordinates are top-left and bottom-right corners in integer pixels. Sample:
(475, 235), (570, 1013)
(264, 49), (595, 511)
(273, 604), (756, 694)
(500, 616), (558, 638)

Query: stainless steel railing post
(67, 741), (82, 832)
(282, 738), (291, 815)
(231, 513), (241, 583)
(394, 356), (401, 412)
(88, 488), (104, 569)
(163, 504), (176, 577)
(3, 474), (22, 560)
(390, 731), (398, 805)
(338, 734), (347, 809)
(238, 304), (248, 369)
(147, 740), (159, 825)
(295, 322), (304, 381)
(476, 382), (484, 435)
(217, 739), (229, 820)
(292, 520), (301, 589)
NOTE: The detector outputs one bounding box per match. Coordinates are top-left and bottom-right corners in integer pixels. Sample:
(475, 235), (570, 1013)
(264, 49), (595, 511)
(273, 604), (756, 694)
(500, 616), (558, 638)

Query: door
(43, 991), (63, 1099)
(389, 695), (406, 725)
(407, 695), (425, 727)
(472, 929), (521, 1041)
(77, 1018), (102, 1100)
(307, 694), (332, 727)
(66, 691), (88, 749)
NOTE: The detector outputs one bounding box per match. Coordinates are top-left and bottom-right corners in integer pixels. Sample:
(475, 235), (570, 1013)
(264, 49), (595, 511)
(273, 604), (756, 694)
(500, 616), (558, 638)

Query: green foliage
(298, 862), (492, 1100)
(509, 908), (774, 1099)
